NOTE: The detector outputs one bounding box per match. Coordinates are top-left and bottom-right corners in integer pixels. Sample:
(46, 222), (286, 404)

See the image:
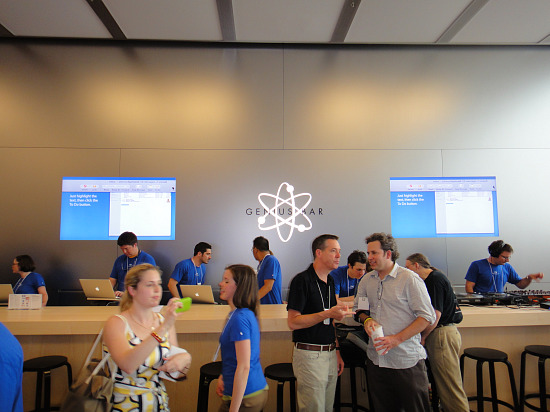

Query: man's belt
(295, 342), (336, 351)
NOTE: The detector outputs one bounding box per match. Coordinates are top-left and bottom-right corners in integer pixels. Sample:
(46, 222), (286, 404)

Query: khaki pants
(425, 325), (469, 412)
(218, 389), (268, 412)
(292, 347), (338, 412)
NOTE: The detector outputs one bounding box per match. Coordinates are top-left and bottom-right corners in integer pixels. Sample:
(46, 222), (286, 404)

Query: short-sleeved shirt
(330, 265), (362, 298)
(465, 258), (521, 293)
(170, 258), (206, 286)
(424, 269), (463, 326)
(13, 272), (46, 295)
(287, 264), (337, 345)
(110, 251), (156, 292)
(353, 263), (436, 369)
(220, 308), (267, 397)
(257, 254), (283, 304)
(0, 322), (24, 412)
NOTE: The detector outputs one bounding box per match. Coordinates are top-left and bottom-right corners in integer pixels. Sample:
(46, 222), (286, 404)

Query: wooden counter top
(1, 304), (549, 336)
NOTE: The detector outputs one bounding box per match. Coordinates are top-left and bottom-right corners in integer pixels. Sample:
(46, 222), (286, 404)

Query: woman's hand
(215, 375), (224, 397)
(158, 352), (192, 376)
(162, 298), (184, 329)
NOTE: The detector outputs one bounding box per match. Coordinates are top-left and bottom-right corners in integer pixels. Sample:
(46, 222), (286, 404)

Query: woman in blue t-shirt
(216, 264), (268, 412)
(12, 255), (48, 306)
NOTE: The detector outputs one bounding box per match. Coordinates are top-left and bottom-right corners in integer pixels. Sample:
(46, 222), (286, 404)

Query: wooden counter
(2, 304), (549, 411)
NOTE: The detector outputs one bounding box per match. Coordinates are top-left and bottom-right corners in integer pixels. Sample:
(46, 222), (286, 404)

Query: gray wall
(1, 41), (549, 304)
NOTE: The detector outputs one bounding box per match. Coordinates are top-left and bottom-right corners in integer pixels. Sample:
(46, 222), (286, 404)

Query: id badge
(358, 296), (369, 311)
(324, 308), (330, 325)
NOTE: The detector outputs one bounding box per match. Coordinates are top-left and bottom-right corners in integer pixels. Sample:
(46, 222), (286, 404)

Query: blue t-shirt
(257, 254), (282, 304)
(110, 251), (156, 292)
(330, 266), (361, 298)
(13, 272), (46, 295)
(170, 258), (206, 285)
(465, 258), (522, 293)
(220, 308), (267, 397)
(0, 322), (23, 412)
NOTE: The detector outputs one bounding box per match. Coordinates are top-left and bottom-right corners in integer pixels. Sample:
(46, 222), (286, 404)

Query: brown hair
(120, 263), (162, 312)
(406, 253), (437, 271)
(366, 232), (400, 262)
(226, 264), (259, 317)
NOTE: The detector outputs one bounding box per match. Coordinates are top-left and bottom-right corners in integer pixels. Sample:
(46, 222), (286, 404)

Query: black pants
(366, 357), (430, 412)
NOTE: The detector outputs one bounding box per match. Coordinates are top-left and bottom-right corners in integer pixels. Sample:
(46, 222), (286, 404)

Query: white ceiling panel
(0, 0), (110, 38)
(450, 0), (550, 44)
(1, 0), (550, 45)
(347, 0), (471, 43)
(233, 0), (344, 43)
(103, 0), (221, 41)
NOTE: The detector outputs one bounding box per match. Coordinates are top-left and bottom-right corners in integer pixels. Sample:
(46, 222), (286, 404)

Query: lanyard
(316, 279), (330, 310)
(213, 309), (235, 361)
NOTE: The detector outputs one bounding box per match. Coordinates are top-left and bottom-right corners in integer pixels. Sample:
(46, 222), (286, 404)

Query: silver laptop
(0, 284), (14, 305)
(80, 279), (120, 301)
(177, 284), (216, 304)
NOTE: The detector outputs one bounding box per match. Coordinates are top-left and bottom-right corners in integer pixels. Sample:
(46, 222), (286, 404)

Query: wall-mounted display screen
(390, 176), (498, 238)
(60, 177), (176, 240)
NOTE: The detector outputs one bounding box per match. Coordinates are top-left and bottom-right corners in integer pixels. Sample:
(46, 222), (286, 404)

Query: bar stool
(23, 355), (72, 411)
(334, 340), (370, 412)
(264, 362), (296, 412)
(520, 345), (550, 412)
(196, 361), (222, 412)
(460, 347), (518, 412)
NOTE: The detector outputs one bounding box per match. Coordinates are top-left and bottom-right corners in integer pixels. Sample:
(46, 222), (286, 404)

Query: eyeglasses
(499, 255), (511, 261)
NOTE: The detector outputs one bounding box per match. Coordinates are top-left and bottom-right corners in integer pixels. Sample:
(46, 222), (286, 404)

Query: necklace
(129, 312), (156, 331)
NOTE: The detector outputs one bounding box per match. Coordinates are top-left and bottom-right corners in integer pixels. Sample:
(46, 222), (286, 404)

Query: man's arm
(258, 279), (274, 299)
(109, 277), (117, 289)
(421, 310), (441, 344)
(515, 272), (544, 289)
(375, 317), (430, 355)
(465, 280), (475, 293)
(168, 278), (180, 298)
(287, 305), (347, 330)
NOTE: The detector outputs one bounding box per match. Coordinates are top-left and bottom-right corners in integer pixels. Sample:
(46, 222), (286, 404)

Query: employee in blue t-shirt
(329, 250), (368, 303)
(465, 240), (543, 294)
(252, 236), (282, 304)
(110, 231), (156, 296)
(168, 242), (212, 298)
(12, 254), (48, 306)
(216, 264), (268, 411)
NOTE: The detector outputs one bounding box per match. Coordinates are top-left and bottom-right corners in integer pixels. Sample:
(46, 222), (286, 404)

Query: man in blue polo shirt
(252, 236), (283, 304)
(465, 240), (543, 293)
(109, 231), (156, 296)
(168, 242), (212, 298)
(329, 250), (367, 303)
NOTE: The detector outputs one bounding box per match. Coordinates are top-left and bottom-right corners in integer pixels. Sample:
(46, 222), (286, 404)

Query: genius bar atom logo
(256, 182), (314, 242)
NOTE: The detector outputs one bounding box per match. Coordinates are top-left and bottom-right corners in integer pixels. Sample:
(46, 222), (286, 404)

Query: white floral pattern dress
(104, 314), (171, 412)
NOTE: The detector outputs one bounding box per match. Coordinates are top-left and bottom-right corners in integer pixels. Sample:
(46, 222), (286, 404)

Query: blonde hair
(120, 263), (162, 312)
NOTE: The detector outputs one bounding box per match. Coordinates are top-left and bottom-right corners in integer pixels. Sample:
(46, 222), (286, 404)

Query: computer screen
(390, 176), (498, 238)
(60, 177), (176, 240)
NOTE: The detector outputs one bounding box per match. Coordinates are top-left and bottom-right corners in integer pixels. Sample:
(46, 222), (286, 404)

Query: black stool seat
(264, 363), (296, 412)
(196, 361), (222, 412)
(460, 347), (518, 412)
(520, 344), (550, 412)
(463, 347), (509, 362)
(524, 345), (550, 358)
(23, 355), (72, 412)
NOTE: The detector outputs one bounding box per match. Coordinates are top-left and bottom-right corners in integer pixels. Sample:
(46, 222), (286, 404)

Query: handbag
(60, 329), (115, 412)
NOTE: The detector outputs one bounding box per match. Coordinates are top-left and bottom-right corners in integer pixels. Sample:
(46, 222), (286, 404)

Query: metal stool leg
(44, 370), (52, 411)
(35, 371), (43, 411)
(290, 379), (297, 412)
(539, 357), (547, 412)
(488, 362), (498, 412)
(520, 351), (527, 412)
(276, 380), (284, 412)
(476, 360), (485, 412)
(504, 360), (519, 411)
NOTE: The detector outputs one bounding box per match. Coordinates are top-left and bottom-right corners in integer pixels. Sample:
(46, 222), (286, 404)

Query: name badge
(358, 296), (369, 311)
(324, 308), (330, 325)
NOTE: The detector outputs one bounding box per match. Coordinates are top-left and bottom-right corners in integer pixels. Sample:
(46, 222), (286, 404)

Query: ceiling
(1, 0), (550, 45)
